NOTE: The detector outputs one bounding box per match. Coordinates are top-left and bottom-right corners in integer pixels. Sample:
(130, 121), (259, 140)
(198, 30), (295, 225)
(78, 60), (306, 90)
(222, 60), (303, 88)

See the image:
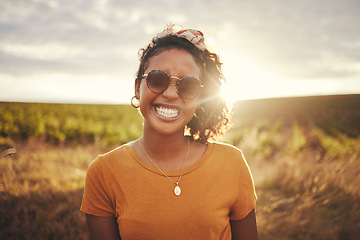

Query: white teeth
(155, 106), (179, 118)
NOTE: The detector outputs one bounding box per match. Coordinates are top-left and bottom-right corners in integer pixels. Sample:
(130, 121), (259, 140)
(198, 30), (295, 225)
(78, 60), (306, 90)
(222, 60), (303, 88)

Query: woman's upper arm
(230, 209), (259, 240)
(86, 214), (121, 240)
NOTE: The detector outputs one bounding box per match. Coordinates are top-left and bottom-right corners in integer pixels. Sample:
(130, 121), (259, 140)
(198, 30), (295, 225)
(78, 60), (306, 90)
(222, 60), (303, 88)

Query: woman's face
(135, 48), (201, 137)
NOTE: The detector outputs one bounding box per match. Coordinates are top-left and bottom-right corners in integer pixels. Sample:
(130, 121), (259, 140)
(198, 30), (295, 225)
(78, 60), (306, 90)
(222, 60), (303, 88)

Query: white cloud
(1, 43), (84, 60)
(0, 72), (134, 104)
(0, 0), (359, 103)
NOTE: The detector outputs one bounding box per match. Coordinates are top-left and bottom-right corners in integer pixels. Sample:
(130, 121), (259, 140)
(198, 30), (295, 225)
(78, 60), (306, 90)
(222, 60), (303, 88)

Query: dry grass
(254, 151), (360, 240)
(227, 96), (360, 240)
(0, 140), (105, 239)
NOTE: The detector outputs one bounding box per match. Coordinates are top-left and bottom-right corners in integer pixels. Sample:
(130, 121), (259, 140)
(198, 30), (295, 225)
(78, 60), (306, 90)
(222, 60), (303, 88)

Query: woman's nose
(162, 80), (179, 99)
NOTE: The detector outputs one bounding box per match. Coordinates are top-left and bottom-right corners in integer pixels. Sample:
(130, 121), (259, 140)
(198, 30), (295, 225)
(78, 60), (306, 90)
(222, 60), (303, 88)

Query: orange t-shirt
(80, 141), (256, 240)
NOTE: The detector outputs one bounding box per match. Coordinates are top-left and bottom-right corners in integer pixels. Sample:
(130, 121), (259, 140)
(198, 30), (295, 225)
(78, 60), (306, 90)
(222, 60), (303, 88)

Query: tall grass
(0, 141), (99, 239)
(226, 95), (360, 240)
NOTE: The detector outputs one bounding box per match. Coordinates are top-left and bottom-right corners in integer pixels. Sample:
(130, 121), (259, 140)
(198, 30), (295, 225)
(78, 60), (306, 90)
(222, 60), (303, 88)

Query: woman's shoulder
(208, 141), (254, 182)
(88, 143), (134, 170)
(207, 141), (248, 167)
(100, 143), (132, 159)
(209, 141), (244, 155)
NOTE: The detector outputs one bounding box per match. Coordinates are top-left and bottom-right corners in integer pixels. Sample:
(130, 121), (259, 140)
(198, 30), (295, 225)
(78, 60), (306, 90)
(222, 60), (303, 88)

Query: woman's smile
(154, 104), (180, 119)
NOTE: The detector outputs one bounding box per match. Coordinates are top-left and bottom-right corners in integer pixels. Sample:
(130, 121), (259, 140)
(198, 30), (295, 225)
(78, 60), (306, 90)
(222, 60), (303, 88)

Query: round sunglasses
(142, 70), (203, 100)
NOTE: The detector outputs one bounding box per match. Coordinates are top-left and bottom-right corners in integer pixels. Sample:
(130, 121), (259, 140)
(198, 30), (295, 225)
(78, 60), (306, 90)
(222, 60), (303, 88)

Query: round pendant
(174, 185), (181, 196)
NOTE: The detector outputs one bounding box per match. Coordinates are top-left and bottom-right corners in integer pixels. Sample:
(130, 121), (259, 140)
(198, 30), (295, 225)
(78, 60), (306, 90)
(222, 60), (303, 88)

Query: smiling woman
(80, 23), (259, 240)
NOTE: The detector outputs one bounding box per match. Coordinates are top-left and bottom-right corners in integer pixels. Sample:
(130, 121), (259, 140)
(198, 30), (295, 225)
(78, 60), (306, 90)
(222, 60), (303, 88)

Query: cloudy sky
(0, 0), (359, 104)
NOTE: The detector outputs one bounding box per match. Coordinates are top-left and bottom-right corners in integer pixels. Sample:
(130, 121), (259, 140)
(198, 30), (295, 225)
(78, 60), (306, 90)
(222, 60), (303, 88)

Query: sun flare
(220, 51), (283, 103)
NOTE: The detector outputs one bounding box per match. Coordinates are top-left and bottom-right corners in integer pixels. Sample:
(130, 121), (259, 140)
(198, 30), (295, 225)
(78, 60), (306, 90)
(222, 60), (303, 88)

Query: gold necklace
(139, 138), (189, 196)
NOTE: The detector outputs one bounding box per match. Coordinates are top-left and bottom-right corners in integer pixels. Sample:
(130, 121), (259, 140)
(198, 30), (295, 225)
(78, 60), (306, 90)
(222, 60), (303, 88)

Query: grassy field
(0, 102), (144, 148)
(1, 94), (359, 239)
(226, 95), (360, 239)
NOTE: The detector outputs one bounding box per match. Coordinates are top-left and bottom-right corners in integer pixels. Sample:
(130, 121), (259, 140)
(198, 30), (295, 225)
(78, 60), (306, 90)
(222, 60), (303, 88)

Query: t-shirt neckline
(126, 142), (214, 177)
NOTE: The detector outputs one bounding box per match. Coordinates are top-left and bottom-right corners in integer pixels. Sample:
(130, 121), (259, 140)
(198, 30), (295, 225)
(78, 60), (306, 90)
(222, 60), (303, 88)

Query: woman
(81, 24), (259, 240)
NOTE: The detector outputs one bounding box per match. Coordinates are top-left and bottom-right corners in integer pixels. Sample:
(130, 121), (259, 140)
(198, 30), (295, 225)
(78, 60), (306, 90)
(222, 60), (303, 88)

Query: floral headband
(152, 23), (206, 51)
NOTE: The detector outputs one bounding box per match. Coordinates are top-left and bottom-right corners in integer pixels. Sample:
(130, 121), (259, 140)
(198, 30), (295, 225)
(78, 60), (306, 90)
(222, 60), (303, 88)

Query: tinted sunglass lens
(178, 77), (201, 99)
(147, 71), (169, 93)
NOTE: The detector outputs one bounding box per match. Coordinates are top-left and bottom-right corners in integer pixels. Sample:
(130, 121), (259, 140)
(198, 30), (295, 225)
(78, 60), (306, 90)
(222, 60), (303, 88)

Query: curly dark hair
(135, 34), (231, 143)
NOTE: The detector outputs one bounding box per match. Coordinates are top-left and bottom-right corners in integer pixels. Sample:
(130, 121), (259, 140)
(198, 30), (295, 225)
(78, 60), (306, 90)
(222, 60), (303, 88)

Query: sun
(219, 50), (285, 103)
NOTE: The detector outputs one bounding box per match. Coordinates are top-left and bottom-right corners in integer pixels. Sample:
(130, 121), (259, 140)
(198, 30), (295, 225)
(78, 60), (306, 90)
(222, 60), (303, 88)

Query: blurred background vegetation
(0, 103), (143, 148)
(1, 94), (359, 239)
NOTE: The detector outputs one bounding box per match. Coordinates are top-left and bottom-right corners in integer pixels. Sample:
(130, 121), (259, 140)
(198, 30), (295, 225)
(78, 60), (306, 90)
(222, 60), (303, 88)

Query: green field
(0, 102), (144, 148)
(1, 94), (359, 239)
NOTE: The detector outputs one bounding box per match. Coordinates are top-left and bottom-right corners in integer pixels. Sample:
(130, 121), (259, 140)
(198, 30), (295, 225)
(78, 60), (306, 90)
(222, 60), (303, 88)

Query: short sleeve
(80, 157), (115, 217)
(229, 151), (257, 220)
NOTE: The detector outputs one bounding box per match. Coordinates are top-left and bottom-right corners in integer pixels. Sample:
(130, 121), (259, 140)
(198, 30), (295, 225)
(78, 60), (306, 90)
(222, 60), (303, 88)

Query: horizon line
(1, 93), (359, 105)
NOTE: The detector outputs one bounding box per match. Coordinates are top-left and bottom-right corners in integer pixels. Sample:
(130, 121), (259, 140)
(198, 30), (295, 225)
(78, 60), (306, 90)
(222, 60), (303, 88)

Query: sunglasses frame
(142, 70), (203, 100)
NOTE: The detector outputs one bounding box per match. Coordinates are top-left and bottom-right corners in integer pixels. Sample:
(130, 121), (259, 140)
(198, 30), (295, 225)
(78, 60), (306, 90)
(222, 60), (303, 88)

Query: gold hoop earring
(131, 96), (140, 108)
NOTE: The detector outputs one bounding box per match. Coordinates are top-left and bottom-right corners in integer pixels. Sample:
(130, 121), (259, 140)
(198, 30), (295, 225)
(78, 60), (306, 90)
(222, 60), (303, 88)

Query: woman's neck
(135, 128), (206, 172)
(141, 133), (188, 162)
